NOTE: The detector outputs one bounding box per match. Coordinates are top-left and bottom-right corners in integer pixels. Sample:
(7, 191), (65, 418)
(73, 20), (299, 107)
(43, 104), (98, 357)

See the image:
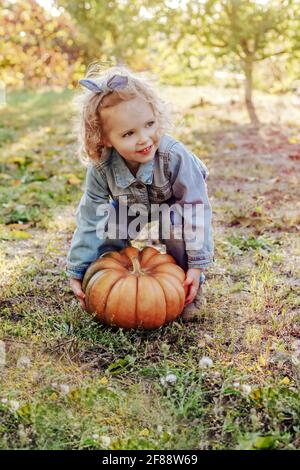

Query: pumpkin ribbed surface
(82, 246), (187, 329)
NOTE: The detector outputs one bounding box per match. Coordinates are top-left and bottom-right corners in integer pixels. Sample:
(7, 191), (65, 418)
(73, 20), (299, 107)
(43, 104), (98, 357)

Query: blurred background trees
(1, 0), (300, 122)
(182, 0), (300, 124)
(0, 0), (85, 89)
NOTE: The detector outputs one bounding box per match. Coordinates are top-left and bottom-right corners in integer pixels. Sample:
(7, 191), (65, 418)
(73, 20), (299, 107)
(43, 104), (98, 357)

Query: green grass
(0, 88), (299, 449)
(0, 89), (82, 227)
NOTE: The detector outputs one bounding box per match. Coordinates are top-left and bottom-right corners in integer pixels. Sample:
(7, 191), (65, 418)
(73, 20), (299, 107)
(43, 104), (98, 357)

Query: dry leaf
(66, 174), (81, 185)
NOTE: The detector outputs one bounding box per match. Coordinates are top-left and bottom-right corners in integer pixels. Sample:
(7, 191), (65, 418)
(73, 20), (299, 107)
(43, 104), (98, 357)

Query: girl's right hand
(70, 278), (87, 311)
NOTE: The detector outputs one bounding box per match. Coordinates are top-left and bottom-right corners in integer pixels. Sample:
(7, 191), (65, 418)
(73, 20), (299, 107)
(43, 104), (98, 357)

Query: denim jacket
(66, 134), (214, 279)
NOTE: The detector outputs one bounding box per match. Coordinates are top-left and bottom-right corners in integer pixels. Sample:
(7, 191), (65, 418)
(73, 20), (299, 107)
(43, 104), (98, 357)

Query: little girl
(67, 65), (214, 321)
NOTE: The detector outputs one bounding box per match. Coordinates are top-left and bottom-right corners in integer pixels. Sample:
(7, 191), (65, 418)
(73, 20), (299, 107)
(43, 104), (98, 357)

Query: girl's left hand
(183, 268), (201, 305)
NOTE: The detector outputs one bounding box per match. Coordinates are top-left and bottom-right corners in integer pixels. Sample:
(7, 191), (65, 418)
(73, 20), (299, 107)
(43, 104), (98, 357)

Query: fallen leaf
(281, 376), (290, 385)
(258, 354), (267, 367)
(99, 377), (108, 386)
(7, 223), (32, 230)
(10, 179), (22, 187)
(0, 230), (33, 240)
(288, 152), (300, 160)
(227, 142), (237, 149)
(66, 174), (81, 185)
(254, 436), (276, 450)
(7, 156), (26, 165)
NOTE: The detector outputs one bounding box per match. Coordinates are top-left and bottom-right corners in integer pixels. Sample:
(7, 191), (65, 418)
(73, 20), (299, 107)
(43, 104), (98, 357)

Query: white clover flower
(100, 436), (111, 447)
(17, 356), (31, 368)
(59, 384), (70, 395)
(199, 356), (213, 368)
(165, 373), (177, 384)
(9, 400), (20, 411)
(241, 384), (252, 395)
(160, 373), (177, 386)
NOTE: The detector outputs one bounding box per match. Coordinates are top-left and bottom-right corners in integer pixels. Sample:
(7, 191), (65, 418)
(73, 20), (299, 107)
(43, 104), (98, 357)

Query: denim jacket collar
(111, 148), (154, 188)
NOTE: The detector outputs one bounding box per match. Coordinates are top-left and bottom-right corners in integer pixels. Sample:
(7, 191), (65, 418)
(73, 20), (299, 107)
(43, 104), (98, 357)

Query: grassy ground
(0, 86), (299, 450)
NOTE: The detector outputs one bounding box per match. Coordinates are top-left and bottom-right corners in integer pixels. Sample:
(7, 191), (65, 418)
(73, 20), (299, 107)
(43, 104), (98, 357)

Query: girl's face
(100, 97), (160, 172)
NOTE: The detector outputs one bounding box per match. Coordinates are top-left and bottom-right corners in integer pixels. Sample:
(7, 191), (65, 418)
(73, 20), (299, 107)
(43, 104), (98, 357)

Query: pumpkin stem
(131, 256), (142, 274)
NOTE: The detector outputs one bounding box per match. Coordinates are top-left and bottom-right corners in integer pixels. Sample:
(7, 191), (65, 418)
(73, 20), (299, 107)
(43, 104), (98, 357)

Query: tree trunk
(244, 58), (260, 126)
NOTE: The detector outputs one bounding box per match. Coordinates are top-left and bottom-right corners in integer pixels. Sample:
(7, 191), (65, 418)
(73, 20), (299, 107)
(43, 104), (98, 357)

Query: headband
(79, 74), (128, 95)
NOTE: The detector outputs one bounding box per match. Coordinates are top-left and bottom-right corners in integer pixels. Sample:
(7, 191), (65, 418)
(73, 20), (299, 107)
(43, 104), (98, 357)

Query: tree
(55, 0), (162, 70)
(0, 0), (84, 89)
(180, 0), (299, 125)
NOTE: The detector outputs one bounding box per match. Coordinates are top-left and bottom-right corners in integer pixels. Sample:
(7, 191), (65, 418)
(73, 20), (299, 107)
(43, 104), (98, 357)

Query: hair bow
(79, 74), (128, 94)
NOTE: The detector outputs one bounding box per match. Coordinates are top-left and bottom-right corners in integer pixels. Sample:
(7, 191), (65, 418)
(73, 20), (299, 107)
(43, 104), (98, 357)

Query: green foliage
(164, 0), (300, 122)
(55, 0), (161, 70)
(199, 0), (295, 61)
(225, 235), (276, 254)
(2, 0), (300, 105)
(0, 0), (84, 89)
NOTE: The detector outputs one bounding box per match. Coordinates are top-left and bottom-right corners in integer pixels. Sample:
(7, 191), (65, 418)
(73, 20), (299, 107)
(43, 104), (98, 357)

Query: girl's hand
(183, 268), (202, 305)
(70, 278), (87, 311)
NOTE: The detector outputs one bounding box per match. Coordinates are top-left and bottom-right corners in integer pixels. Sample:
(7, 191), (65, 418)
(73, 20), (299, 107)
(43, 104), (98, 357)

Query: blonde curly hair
(72, 63), (174, 165)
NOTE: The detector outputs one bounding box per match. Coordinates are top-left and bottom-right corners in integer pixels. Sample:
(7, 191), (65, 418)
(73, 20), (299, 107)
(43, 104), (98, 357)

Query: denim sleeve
(169, 141), (214, 269)
(66, 163), (110, 280)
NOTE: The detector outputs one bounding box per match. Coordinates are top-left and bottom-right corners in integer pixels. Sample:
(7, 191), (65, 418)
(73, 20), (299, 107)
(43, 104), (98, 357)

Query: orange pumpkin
(82, 246), (188, 329)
